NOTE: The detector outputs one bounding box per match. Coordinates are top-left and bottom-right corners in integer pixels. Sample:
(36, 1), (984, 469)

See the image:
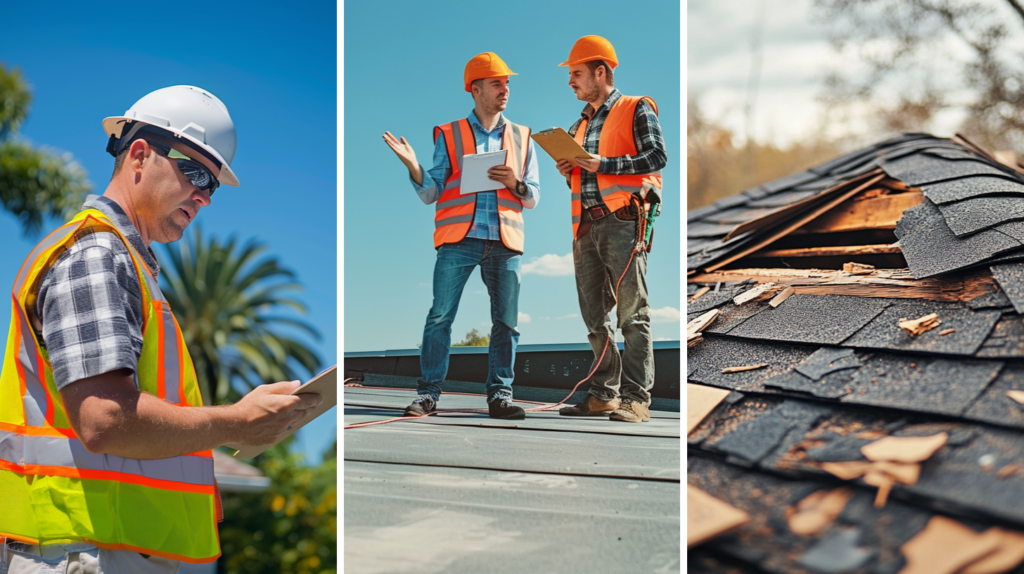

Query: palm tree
(158, 226), (322, 405)
(0, 65), (91, 235)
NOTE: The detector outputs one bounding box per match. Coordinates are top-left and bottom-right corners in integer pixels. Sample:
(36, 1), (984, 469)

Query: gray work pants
(572, 210), (654, 404)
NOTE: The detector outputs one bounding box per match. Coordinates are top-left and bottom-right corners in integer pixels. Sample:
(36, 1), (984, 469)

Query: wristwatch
(514, 180), (527, 197)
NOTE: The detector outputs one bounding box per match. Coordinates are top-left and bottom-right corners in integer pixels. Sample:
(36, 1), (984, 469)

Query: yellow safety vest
(0, 209), (220, 563)
(432, 118), (531, 253)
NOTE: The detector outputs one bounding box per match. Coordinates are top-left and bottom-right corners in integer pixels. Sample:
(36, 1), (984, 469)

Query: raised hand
(383, 131), (423, 185)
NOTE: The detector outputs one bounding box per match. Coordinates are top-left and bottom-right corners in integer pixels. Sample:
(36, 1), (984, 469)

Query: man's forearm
(62, 371), (315, 460)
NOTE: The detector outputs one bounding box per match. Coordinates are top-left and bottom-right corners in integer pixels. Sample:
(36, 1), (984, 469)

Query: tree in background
(454, 328), (489, 347)
(159, 227), (322, 405)
(219, 439), (337, 574)
(814, 0), (1024, 150)
(687, 99), (842, 209)
(0, 65), (91, 235)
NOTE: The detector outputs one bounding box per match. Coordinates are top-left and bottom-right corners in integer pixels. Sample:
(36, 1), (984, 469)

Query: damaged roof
(687, 133), (1024, 573)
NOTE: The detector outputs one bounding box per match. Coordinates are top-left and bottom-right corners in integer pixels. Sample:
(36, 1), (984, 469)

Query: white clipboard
(460, 150), (507, 194)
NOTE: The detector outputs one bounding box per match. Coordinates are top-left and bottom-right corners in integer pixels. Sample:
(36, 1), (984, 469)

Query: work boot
(488, 396), (526, 420)
(610, 398), (651, 423)
(404, 395), (436, 417)
(558, 394), (620, 416)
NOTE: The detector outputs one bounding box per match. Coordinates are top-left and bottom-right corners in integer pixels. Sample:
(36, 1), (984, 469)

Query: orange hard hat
(464, 52), (517, 92)
(559, 35), (618, 69)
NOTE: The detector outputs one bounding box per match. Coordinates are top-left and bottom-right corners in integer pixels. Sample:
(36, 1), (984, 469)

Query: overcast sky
(687, 0), (973, 147)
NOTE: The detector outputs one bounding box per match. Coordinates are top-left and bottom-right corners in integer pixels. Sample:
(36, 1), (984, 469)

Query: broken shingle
(842, 300), (1001, 356)
(963, 365), (1024, 428)
(727, 294), (891, 346)
(795, 347), (862, 381)
(920, 175), (1024, 205)
(763, 368), (854, 399)
(747, 189), (821, 208)
(990, 263), (1024, 314)
(882, 153), (1012, 186)
(895, 199), (1023, 279)
(842, 356), (1003, 417)
(688, 337), (816, 393)
(975, 315), (1024, 359)
(966, 289), (1012, 310)
(688, 221), (737, 239)
(937, 196), (1024, 237)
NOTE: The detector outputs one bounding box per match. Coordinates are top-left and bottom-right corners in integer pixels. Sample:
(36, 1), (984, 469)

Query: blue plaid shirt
(412, 111), (539, 240)
(566, 89), (667, 209)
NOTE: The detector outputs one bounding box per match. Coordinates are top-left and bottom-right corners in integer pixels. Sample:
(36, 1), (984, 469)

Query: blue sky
(343, 0), (682, 352)
(0, 2), (336, 463)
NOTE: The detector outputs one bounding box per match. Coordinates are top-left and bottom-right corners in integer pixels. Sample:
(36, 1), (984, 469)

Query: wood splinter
(733, 282), (782, 305)
(721, 364), (767, 374)
(899, 313), (941, 336)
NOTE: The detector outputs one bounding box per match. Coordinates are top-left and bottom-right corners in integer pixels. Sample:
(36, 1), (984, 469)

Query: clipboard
(460, 149), (508, 194)
(230, 365), (338, 459)
(530, 127), (591, 163)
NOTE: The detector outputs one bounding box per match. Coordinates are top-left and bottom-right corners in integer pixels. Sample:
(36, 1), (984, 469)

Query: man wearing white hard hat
(383, 53), (540, 420)
(0, 86), (322, 572)
(554, 36), (667, 424)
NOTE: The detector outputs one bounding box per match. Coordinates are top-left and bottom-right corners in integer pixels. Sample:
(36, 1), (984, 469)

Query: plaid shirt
(36, 195), (160, 390)
(566, 89), (667, 209)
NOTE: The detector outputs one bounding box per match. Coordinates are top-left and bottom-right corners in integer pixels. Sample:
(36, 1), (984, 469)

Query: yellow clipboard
(230, 365), (338, 459)
(530, 127), (591, 163)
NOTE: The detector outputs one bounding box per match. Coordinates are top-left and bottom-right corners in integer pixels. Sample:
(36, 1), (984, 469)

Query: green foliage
(454, 328), (489, 347)
(0, 65), (31, 137)
(0, 65), (91, 235)
(158, 226), (322, 405)
(219, 442), (337, 574)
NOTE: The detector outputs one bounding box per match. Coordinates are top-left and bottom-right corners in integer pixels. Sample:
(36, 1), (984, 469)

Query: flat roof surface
(344, 385), (681, 574)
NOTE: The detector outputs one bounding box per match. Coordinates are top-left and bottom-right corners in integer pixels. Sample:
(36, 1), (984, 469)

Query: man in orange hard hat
(383, 52), (540, 420)
(555, 36), (667, 423)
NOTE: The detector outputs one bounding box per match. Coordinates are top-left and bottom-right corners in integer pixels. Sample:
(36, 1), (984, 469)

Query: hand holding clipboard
(531, 128), (600, 176)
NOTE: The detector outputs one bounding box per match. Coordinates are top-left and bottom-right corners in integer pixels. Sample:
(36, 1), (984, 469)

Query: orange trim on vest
(0, 459), (215, 495)
(570, 95), (661, 239)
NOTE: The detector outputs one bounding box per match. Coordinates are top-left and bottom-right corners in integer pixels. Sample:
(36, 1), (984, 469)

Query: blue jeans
(418, 238), (521, 401)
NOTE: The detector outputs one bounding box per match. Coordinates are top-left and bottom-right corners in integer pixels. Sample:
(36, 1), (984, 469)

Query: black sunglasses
(145, 141), (220, 196)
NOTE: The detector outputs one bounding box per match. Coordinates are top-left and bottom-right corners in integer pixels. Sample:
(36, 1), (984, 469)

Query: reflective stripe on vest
(0, 209), (219, 564)
(570, 95), (662, 239)
(432, 118), (531, 253)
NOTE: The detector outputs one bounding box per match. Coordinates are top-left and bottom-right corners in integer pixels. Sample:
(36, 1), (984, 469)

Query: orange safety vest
(432, 118), (531, 253)
(570, 95), (663, 239)
(0, 209), (220, 563)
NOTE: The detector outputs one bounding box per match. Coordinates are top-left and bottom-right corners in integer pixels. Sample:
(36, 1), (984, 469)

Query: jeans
(572, 212), (654, 404)
(418, 238), (521, 401)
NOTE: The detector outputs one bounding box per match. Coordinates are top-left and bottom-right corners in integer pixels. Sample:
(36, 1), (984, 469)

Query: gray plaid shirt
(567, 89), (667, 208)
(37, 195), (160, 390)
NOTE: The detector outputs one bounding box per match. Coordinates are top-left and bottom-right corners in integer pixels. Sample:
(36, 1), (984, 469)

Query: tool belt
(577, 204), (639, 240)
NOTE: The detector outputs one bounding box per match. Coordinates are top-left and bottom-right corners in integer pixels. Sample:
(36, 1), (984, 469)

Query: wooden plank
(795, 192), (924, 234)
(688, 267), (996, 302)
(706, 172), (886, 272)
(723, 170), (882, 242)
(749, 244), (901, 258)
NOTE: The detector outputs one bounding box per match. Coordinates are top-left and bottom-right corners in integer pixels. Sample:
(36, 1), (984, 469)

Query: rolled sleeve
(412, 133), (451, 205)
(38, 235), (145, 390)
(518, 138), (540, 210)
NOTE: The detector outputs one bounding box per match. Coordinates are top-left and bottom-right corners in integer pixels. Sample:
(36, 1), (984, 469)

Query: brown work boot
(559, 394), (620, 416)
(610, 398), (651, 423)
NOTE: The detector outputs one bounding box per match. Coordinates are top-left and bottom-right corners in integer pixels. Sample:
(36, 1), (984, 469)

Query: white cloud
(518, 312), (532, 324)
(522, 253), (574, 276)
(557, 313), (579, 320)
(650, 306), (681, 323)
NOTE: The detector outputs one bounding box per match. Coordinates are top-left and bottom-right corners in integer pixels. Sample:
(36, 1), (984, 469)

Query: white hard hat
(103, 85), (240, 187)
